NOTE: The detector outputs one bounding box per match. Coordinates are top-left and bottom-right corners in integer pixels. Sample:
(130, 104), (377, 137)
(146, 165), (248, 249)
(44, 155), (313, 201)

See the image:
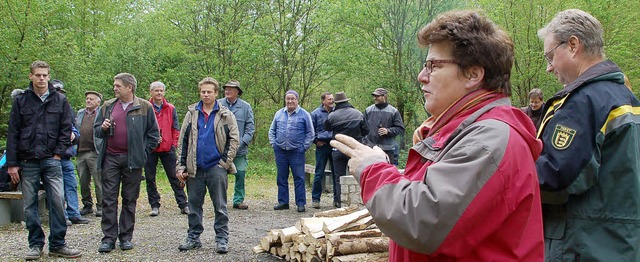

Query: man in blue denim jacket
(268, 90), (314, 212)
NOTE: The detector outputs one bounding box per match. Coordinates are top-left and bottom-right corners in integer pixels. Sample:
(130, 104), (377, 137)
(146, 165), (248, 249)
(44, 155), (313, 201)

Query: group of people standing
(267, 87), (405, 213)
(4, 7), (640, 262)
(5, 63), (255, 259)
(330, 8), (640, 262)
(304, 89), (405, 211)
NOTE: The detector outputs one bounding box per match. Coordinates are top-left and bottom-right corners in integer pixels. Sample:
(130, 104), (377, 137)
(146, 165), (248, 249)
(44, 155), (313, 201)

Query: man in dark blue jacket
(5, 61), (81, 260)
(310, 92), (334, 209)
(52, 80), (90, 226)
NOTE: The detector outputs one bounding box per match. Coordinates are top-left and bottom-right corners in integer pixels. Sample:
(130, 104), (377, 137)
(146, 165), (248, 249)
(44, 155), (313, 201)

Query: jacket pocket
(543, 205), (566, 240)
(46, 131), (59, 155)
(18, 129), (33, 152)
(45, 105), (62, 127)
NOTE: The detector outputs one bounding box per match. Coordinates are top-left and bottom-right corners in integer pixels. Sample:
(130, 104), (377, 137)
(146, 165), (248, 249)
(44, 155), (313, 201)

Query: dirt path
(0, 181), (339, 261)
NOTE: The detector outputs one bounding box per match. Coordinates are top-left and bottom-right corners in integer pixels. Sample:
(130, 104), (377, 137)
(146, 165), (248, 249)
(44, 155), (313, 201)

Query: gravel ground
(0, 177), (340, 261)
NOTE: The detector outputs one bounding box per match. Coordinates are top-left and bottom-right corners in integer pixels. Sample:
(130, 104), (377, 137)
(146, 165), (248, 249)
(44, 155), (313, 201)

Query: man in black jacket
(363, 88), (405, 165)
(325, 92), (368, 208)
(5, 60), (81, 260)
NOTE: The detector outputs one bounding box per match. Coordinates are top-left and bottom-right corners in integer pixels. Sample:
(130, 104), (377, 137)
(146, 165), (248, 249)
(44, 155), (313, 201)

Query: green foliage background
(1, 0), (638, 159)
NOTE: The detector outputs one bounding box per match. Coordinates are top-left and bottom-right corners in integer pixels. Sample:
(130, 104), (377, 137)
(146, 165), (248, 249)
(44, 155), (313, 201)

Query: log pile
(254, 205), (389, 262)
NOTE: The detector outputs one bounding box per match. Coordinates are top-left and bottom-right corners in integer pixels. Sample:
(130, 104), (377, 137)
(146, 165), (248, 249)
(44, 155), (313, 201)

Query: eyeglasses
(544, 41), (565, 65)
(423, 59), (457, 73)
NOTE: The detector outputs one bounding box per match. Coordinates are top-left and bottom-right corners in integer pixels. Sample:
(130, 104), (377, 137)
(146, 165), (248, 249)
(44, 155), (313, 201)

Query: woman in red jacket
(331, 10), (544, 261)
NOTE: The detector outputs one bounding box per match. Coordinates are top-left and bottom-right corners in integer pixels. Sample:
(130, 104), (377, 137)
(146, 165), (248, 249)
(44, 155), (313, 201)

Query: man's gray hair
(538, 9), (605, 58)
(149, 81), (166, 91)
(114, 73), (138, 93)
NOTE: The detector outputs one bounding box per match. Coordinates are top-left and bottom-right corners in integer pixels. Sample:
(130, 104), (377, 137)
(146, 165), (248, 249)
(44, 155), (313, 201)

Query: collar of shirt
(39, 90), (50, 102)
(85, 107), (98, 116)
(153, 102), (163, 112)
(226, 98), (237, 107)
(286, 106), (300, 115)
(119, 100), (133, 111)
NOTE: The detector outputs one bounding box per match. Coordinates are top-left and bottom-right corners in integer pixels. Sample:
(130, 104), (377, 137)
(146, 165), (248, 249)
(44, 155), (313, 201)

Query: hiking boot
(66, 219), (72, 226)
(49, 246), (82, 258)
(216, 242), (228, 254)
(312, 201), (320, 209)
(80, 206), (93, 216)
(297, 205), (305, 213)
(181, 206), (190, 215)
(70, 216), (91, 224)
(96, 209), (102, 217)
(119, 240), (134, 250)
(334, 202), (341, 208)
(273, 203), (289, 210)
(233, 202), (248, 210)
(150, 207), (159, 216)
(178, 238), (202, 251)
(25, 246), (43, 260)
(98, 242), (115, 253)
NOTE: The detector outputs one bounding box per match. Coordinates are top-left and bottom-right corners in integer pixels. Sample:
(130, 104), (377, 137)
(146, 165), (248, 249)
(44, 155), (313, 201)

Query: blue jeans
(61, 159), (81, 219)
(20, 159), (67, 250)
(274, 146), (306, 206)
(186, 165), (228, 244)
(311, 143), (333, 202)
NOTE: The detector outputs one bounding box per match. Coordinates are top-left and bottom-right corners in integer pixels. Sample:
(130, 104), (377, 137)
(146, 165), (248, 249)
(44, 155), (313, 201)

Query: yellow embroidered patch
(552, 124), (576, 150)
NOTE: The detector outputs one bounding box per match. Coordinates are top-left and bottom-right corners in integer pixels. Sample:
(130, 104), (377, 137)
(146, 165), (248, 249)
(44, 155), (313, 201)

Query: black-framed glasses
(544, 41), (565, 65)
(423, 59), (457, 73)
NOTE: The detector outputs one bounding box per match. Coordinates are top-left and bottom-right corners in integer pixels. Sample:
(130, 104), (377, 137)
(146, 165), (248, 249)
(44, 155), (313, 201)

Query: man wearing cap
(363, 88), (405, 165)
(145, 81), (189, 216)
(52, 80), (91, 226)
(310, 92), (334, 209)
(268, 90), (314, 213)
(76, 90), (104, 218)
(324, 91), (368, 208)
(217, 80), (255, 210)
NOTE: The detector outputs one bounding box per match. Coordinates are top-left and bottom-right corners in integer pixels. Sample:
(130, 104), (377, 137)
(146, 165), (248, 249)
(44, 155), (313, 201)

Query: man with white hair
(144, 81), (188, 216)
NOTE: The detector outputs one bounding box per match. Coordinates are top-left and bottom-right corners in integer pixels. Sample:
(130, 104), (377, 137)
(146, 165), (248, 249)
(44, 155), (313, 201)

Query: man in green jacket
(94, 73), (160, 253)
(537, 9), (640, 261)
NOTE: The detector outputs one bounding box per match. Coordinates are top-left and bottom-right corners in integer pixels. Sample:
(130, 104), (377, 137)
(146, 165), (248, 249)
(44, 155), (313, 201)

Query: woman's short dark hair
(418, 10), (514, 96)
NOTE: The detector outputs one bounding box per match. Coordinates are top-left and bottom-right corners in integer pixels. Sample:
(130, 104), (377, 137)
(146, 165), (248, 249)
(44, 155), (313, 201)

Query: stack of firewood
(253, 205), (389, 262)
